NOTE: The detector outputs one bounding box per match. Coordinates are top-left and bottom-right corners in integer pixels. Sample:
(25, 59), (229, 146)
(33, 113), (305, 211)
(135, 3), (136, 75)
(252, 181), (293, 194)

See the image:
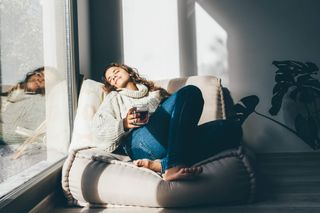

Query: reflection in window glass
(195, 3), (229, 86)
(122, 0), (180, 80)
(0, 0), (70, 198)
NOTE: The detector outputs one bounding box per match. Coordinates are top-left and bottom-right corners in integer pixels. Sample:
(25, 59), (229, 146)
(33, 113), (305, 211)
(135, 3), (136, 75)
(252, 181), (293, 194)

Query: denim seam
(137, 141), (157, 159)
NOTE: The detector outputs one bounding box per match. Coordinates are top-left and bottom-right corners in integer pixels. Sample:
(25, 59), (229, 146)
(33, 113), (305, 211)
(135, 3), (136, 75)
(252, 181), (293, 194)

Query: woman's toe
(133, 160), (141, 166)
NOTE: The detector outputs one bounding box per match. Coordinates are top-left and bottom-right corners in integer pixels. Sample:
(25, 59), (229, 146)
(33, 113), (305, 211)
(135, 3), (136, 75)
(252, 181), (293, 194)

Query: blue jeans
(120, 85), (242, 173)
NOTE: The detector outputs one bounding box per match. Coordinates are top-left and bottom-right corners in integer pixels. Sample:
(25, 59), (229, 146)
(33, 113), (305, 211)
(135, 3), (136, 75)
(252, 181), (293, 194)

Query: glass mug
(132, 104), (149, 126)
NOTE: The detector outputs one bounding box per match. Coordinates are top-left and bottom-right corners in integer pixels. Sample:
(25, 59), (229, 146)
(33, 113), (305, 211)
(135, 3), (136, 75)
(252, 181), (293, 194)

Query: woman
(92, 63), (259, 181)
(24, 67), (45, 95)
(0, 67), (45, 98)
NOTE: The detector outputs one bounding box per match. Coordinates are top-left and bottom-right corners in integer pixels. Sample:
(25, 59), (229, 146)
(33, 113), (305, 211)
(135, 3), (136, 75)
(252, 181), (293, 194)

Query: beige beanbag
(62, 147), (255, 207)
(61, 76), (256, 207)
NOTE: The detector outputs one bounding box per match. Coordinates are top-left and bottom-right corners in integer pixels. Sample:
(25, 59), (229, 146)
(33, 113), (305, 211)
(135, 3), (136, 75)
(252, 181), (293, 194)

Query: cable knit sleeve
(91, 93), (126, 152)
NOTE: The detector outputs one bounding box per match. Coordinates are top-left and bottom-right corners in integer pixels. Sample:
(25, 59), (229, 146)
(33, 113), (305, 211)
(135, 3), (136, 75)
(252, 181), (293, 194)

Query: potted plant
(255, 60), (320, 150)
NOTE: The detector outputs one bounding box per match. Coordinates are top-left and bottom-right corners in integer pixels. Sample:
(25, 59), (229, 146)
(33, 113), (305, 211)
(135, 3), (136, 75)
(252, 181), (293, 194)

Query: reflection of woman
(0, 67), (46, 145)
(24, 67), (45, 94)
(1, 67), (45, 99)
(93, 63), (258, 181)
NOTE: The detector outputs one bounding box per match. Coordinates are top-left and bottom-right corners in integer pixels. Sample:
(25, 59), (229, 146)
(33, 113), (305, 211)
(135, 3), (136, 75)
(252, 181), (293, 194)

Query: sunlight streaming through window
(195, 3), (229, 86)
(122, 0), (180, 80)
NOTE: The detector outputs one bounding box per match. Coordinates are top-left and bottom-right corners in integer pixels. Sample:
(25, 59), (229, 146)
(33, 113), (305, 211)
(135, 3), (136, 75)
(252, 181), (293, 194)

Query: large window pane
(0, 0), (71, 198)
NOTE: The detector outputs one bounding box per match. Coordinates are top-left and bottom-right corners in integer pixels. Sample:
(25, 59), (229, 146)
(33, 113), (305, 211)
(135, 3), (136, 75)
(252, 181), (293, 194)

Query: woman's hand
(123, 107), (140, 131)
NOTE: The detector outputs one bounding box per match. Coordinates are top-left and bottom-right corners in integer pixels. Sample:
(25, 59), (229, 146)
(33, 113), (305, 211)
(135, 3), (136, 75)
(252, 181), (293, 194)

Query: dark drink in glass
(134, 104), (149, 126)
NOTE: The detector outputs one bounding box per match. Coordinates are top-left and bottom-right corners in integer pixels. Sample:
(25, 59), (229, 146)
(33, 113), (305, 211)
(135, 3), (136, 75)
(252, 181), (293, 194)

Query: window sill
(0, 157), (66, 213)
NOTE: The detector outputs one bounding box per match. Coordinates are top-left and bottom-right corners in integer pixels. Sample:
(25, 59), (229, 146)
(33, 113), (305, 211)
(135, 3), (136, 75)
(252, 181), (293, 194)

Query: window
(195, 2), (229, 86)
(122, 0), (180, 80)
(0, 0), (75, 199)
(121, 1), (229, 84)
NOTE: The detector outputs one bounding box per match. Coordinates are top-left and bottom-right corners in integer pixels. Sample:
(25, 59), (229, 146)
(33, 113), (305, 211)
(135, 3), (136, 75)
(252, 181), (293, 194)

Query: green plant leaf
(273, 61), (290, 69)
(272, 82), (291, 95)
(289, 87), (299, 101)
(290, 61), (306, 74)
(275, 72), (294, 83)
(305, 62), (319, 74)
(296, 75), (320, 87)
(296, 74), (320, 99)
(295, 114), (320, 150)
(299, 89), (313, 103)
(269, 91), (286, 115)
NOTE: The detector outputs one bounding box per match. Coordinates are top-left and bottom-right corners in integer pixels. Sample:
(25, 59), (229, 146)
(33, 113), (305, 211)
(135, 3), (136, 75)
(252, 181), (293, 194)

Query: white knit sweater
(92, 84), (162, 152)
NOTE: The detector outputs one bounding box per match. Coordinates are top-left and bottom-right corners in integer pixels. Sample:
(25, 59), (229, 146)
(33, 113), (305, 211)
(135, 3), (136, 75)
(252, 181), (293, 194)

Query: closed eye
(107, 68), (119, 83)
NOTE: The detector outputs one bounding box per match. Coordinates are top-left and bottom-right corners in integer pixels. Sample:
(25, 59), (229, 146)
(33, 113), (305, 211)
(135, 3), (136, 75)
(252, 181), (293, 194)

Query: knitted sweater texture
(92, 84), (162, 152)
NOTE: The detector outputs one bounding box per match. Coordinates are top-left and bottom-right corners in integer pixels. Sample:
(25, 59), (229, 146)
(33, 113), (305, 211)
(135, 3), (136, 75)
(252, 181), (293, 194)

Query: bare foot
(162, 166), (203, 181)
(133, 159), (162, 173)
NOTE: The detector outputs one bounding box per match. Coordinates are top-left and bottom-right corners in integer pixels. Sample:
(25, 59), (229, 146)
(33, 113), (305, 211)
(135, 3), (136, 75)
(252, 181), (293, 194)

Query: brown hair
(24, 67), (45, 95)
(102, 63), (170, 99)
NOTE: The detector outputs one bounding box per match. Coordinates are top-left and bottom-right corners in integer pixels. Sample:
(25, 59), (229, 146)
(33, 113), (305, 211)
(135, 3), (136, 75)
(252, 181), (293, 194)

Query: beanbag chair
(62, 76), (256, 207)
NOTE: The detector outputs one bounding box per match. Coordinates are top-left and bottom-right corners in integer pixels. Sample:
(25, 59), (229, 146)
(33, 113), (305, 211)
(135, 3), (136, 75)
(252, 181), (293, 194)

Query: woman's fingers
(123, 118), (139, 130)
(124, 107), (142, 129)
(128, 113), (137, 119)
(128, 122), (140, 128)
(127, 115), (137, 126)
(128, 109), (142, 125)
(128, 107), (137, 114)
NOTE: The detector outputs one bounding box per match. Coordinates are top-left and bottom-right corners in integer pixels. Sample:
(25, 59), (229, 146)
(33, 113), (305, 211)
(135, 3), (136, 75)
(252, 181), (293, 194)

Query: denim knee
(225, 120), (243, 146)
(179, 85), (204, 106)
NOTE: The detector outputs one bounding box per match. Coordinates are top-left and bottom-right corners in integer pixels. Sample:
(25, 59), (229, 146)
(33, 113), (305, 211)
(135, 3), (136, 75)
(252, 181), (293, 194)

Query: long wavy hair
(102, 63), (170, 99)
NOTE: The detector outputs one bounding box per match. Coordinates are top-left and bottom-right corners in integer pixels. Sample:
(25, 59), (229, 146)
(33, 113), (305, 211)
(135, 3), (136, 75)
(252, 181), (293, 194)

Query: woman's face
(26, 71), (45, 92)
(105, 66), (131, 89)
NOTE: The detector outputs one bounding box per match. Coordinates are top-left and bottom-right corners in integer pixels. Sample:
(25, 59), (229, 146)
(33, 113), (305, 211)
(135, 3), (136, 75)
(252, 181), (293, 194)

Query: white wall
(197, 0), (320, 153)
(77, 0), (91, 79)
